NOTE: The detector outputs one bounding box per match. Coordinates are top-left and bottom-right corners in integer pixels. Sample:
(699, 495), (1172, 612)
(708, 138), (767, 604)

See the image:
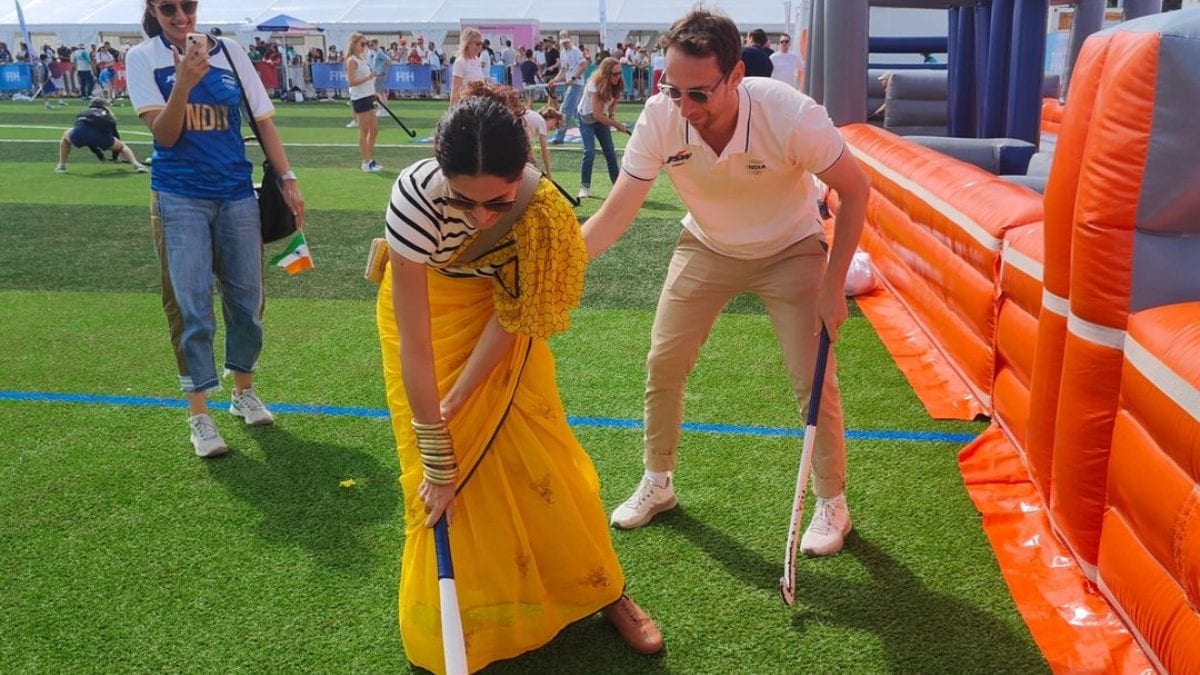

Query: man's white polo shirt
(622, 77), (844, 259)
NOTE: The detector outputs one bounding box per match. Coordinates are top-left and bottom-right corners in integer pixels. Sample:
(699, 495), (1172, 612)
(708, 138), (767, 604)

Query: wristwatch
(279, 170), (297, 181)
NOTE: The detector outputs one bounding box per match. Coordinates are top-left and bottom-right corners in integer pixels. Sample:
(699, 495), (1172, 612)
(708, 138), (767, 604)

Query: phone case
(364, 237), (389, 284)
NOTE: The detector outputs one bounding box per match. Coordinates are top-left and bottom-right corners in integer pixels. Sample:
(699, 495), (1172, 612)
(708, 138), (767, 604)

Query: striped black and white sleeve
(384, 160), (443, 263)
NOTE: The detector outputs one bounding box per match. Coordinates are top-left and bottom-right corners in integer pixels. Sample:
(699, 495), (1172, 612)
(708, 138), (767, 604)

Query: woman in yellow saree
(376, 83), (663, 674)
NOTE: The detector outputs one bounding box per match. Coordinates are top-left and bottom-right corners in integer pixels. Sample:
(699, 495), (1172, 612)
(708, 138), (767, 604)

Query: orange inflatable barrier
(1040, 97), (1064, 138)
(1050, 27), (1163, 576)
(1098, 303), (1200, 673)
(839, 124), (1042, 418)
(993, 223), (1043, 482)
(1025, 31), (1115, 552)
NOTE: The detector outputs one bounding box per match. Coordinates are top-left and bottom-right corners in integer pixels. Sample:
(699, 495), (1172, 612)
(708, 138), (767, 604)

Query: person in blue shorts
(56, 98), (148, 174)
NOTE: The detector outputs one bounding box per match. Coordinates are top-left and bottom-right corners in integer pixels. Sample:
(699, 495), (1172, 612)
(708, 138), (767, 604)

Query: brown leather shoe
(601, 593), (664, 654)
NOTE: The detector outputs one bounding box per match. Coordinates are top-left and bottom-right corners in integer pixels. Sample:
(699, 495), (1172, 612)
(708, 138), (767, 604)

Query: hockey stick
(434, 515), (468, 674)
(376, 97), (417, 137)
(779, 327), (832, 606)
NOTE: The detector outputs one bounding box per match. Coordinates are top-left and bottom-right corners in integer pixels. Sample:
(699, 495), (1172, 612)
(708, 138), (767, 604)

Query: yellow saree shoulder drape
(376, 181), (623, 674)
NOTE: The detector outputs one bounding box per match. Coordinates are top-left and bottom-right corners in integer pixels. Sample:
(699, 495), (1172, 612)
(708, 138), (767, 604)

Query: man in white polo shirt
(548, 31), (586, 144)
(583, 8), (869, 557)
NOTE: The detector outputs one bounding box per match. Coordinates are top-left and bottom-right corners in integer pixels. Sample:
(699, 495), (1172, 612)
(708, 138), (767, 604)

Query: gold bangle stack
(412, 420), (457, 486)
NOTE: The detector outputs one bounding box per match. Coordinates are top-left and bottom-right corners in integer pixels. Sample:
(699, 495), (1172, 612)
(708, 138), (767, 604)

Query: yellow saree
(376, 180), (624, 673)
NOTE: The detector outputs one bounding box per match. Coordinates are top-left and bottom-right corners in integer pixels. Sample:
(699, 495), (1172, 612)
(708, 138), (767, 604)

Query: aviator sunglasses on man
(657, 71), (730, 104)
(156, 1), (198, 17)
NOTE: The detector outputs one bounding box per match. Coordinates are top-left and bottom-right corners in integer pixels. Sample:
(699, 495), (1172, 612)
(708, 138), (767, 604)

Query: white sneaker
(134, 164), (149, 173)
(362, 160), (382, 173)
(610, 477), (677, 529)
(800, 495), (852, 556)
(346, 119), (359, 128)
(578, 186), (590, 199)
(188, 414), (228, 458)
(55, 165), (67, 174)
(229, 387), (275, 426)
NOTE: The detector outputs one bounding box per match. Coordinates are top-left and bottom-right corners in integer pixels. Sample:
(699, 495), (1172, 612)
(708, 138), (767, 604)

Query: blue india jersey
(126, 35), (275, 201)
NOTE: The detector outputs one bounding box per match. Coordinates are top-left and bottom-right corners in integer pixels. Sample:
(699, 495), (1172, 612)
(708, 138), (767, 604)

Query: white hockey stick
(434, 516), (468, 674)
(779, 328), (832, 606)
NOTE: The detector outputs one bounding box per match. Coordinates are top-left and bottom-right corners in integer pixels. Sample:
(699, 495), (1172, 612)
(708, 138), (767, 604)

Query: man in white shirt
(548, 32), (586, 144)
(583, 8), (870, 557)
(479, 39), (493, 82)
(769, 33), (804, 89)
(500, 39), (516, 85)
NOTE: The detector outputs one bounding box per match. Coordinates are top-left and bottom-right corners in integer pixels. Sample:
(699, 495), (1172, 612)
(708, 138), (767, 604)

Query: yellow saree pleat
(377, 266), (624, 674)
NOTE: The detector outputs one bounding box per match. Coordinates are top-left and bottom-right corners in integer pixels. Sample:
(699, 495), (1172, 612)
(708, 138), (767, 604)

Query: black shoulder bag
(218, 39), (297, 243)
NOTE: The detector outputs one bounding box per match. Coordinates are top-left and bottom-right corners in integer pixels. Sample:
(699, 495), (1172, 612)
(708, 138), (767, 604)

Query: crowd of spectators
(1, 40), (129, 100)
(3, 28), (803, 103)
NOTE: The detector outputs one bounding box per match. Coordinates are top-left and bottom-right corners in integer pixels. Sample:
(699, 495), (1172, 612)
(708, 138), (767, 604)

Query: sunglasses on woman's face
(156, 1), (198, 17)
(444, 195), (516, 213)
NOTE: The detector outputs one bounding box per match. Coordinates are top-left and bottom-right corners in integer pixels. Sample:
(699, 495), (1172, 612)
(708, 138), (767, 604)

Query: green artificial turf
(0, 99), (1043, 674)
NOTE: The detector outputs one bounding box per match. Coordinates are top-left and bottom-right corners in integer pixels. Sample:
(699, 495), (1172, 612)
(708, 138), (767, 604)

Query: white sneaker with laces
(362, 160), (383, 173)
(55, 165), (67, 174)
(346, 119), (359, 128)
(188, 414), (228, 458)
(610, 476), (677, 529)
(578, 186), (590, 199)
(229, 387), (275, 426)
(800, 495), (852, 556)
(134, 164), (149, 173)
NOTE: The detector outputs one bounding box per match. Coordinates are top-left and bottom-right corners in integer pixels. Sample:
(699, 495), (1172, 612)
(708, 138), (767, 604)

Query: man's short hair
(658, 8), (742, 75)
(749, 29), (768, 46)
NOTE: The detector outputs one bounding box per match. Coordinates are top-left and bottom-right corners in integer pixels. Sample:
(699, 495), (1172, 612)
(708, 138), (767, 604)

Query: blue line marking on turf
(0, 390), (976, 444)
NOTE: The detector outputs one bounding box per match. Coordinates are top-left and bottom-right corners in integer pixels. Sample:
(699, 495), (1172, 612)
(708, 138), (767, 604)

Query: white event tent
(1, 0), (814, 54)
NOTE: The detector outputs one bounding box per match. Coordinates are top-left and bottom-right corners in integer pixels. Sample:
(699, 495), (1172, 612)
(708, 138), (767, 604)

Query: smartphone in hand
(186, 32), (208, 53)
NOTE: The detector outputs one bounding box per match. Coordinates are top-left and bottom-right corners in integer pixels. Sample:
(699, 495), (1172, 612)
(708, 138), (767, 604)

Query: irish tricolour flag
(269, 232), (314, 275)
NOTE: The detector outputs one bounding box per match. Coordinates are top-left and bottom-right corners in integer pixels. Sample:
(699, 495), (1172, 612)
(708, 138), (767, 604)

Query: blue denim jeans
(551, 83), (584, 143)
(152, 191), (263, 393)
(579, 121), (619, 188)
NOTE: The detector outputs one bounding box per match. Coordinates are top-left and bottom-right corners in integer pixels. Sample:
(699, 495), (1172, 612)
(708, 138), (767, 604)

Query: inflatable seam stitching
(1175, 488), (1200, 613)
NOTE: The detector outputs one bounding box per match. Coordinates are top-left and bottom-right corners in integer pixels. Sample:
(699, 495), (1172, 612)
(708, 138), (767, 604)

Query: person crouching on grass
(377, 82), (663, 672)
(56, 98), (148, 174)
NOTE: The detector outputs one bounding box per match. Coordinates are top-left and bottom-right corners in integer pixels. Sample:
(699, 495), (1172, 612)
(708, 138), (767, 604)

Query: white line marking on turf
(0, 124), (154, 136)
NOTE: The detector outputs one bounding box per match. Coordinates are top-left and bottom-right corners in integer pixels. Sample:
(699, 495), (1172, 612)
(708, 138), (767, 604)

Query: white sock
(645, 470), (670, 488)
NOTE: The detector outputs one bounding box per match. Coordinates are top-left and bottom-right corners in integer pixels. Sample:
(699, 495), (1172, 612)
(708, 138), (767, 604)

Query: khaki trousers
(643, 229), (847, 498)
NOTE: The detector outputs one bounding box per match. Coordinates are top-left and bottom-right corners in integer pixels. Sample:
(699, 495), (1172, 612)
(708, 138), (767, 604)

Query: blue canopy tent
(255, 14), (324, 34)
(253, 14), (324, 95)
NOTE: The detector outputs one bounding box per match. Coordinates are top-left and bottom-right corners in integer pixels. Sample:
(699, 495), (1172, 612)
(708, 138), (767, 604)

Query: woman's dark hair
(435, 82), (529, 181)
(658, 7), (742, 76)
(142, 0), (162, 38)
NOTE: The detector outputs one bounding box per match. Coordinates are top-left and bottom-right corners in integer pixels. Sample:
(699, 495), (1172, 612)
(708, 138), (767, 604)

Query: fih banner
(311, 63), (347, 90)
(0, 63), (32, 90)
(313, 64), (433, 92)
(387, 64), (432, 91)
